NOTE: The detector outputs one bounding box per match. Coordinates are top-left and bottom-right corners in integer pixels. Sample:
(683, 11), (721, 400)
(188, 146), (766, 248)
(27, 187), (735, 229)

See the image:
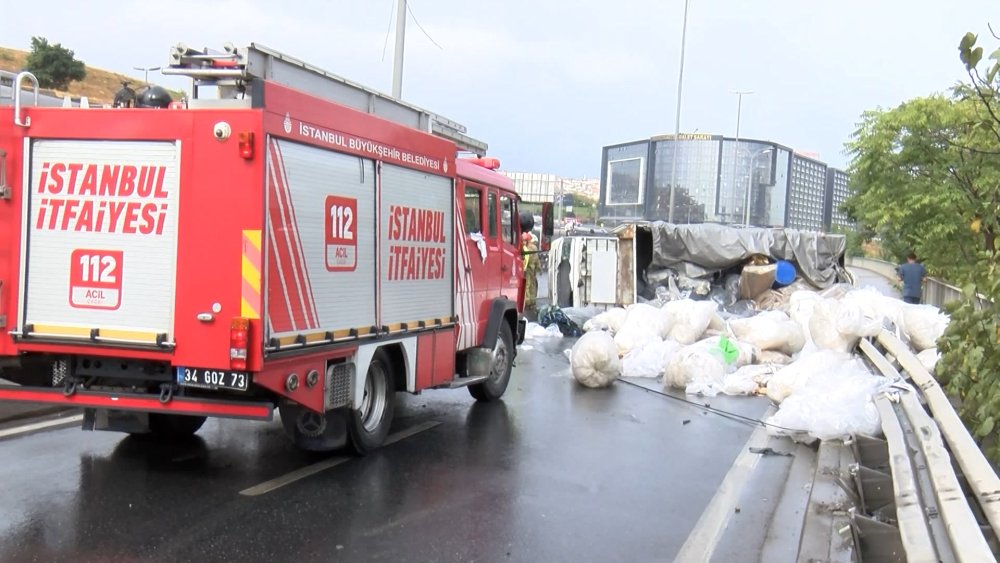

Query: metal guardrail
(851, 331), (1000, 562)
(847, 256), (991, 310)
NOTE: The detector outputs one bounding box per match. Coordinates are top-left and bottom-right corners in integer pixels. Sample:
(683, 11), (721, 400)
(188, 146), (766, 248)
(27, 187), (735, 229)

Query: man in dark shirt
(897, 253), (926, 304)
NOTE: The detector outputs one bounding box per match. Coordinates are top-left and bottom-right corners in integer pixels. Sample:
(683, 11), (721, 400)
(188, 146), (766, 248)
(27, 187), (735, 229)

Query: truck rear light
(238, 131), (255, 160)
(231, 317), (250, 371)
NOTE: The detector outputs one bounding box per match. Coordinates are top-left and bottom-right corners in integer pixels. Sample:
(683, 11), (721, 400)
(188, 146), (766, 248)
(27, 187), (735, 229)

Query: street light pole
(391, 0), (407, 99)
(730, 90), (752, 224)
(744, 148), (772, 226)
(666, 0), (691, 223)
(133, 66), (161, 85)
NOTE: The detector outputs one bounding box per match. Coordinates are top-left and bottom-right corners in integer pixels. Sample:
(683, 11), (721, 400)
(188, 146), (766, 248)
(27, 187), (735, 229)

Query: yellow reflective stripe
(242, 229), (262, 320)
(28, 324), (161, 343)
(241, 297), (260, 320)
(242, 256), (261, 293)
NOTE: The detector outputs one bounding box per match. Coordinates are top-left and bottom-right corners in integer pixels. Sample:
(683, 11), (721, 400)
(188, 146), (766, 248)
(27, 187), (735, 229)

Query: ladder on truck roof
(163, 42), (488, 156)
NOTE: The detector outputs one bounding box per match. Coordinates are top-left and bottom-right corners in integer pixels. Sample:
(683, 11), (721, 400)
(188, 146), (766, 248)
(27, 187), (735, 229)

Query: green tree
(24, 37), (86, 90)
(846, 29), (1000, 462)
(845, 95), (997, 276)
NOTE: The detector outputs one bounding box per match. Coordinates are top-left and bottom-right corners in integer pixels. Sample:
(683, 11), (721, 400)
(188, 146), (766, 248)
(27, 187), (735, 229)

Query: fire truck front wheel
(348, 349), (397, 455)
(469, 322), (514, 402)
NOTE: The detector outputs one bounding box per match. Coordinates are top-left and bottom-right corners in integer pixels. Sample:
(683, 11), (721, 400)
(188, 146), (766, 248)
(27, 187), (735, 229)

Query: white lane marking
(673, 406), (776, 563)
(0, 414), (84, 440)
(239, 420), (441, 497)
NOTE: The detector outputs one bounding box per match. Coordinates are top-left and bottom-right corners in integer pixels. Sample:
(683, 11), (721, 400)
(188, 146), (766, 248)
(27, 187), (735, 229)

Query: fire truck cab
(0, 43), (541, 453)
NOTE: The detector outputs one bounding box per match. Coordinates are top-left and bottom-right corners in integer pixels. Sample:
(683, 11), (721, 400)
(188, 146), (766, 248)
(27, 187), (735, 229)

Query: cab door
(484, 189), (503, 300)
(497, 193), (521, 303)
(457, 182), (489, 347)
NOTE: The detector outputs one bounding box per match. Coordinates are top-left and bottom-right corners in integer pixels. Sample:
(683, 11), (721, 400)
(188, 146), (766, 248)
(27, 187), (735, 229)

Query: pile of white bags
(583, 307), (627, 333)
(765, 350), (888, 442)
(663, 300), (718, 345)
(614, 303), (672, 356)
(728, 311), (805, 356)
(621, 340), (682, 379)
(570, 331), (621, 388)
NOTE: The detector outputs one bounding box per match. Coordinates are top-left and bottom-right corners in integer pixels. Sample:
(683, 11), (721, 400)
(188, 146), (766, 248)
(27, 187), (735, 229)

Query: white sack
(664, 300), (718, 345)
(900, 305), (949, 352)
(694, 335), (756, 368)
(583, 307), (628, 334)
(834, 300), (882, 338)
(728, 311), (806, 356)
(842, 287), (904, 328)
(765, 356), (887, 442)
(809, 299), (860, 353)
(614, 303), (673, 356)
(917, 348), (940, 374)
(570, 331), (622, 388)
(663, 346), (726, 396)
(621, 340), (683, 379)
(764, 350), (853, 404)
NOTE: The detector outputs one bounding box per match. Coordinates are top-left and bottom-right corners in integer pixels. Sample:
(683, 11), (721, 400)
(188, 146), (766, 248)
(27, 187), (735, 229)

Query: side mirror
(541, 202), (554, 251)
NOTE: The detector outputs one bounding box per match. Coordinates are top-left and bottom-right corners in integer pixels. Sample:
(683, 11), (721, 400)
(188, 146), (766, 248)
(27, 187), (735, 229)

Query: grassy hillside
(0, 46), (182, 105)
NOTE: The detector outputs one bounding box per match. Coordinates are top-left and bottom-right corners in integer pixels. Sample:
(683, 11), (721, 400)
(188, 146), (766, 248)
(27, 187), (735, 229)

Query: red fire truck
(0, 43), (550, 452)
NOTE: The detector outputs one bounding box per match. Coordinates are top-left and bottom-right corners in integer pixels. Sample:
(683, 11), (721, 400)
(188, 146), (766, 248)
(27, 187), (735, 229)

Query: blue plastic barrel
(774, 260), (796, 286)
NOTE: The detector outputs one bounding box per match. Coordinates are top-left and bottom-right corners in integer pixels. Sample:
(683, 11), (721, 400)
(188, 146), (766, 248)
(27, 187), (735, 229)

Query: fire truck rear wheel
(348, 349), (396, 455)
(469, 321), (513, 402)
(146, 413), (207, 439)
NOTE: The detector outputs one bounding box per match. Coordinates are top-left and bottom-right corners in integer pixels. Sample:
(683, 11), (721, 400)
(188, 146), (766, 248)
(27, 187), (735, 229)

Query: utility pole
(667, 0), (691, 223)
(391, 0), (407, 99)
(730, 90), (752, 224)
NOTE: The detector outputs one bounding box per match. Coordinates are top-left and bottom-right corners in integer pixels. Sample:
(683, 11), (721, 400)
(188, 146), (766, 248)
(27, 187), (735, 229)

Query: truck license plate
(176, 368), (250, 392)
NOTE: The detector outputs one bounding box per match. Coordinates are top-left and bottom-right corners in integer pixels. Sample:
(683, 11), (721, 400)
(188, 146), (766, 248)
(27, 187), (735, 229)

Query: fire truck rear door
(18, 139), (181, 346)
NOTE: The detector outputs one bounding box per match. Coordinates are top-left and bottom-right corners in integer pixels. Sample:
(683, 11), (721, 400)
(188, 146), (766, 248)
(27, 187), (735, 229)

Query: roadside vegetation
(844, 29), (1000, 461)
(1, 38), (182, 105)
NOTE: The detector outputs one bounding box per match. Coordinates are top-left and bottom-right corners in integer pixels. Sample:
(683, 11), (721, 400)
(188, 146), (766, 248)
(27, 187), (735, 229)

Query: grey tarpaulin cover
(645, 223), (847, 288)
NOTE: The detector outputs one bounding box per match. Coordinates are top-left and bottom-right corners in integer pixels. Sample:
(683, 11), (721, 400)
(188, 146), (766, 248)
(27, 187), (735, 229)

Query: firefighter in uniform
(520, 213), (540, 311)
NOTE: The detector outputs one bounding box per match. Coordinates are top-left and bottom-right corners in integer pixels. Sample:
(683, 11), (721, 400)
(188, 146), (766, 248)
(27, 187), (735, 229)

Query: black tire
(146, 413), (206, 439)
(469, 321), (514, 402)
(348, 349), (396, 455)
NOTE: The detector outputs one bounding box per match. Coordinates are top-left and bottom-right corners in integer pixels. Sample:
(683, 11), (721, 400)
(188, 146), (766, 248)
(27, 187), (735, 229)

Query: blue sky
(4, 0), (998, 176)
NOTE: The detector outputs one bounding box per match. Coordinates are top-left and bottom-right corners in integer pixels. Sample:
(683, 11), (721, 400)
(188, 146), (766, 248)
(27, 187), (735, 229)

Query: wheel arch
(483, 298), (521, 349)
(353, 338), (417, 408)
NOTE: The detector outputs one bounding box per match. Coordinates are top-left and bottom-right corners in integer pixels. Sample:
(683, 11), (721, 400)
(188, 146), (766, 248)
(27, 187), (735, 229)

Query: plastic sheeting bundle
(621, 339), (682, 379)
(728, 310), (806, 356)
(583, 307), (628, 334)
(900, 305), (950, 351)
(765, 351), (888, 442)
(613, 303), (673, 356)
(663, 335), (756, 395)
(570, 331), (622, 388)
(663, 300), (718, 345)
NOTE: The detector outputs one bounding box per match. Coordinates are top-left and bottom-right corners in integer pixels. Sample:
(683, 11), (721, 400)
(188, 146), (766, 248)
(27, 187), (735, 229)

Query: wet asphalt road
(0, 337), (770, 563)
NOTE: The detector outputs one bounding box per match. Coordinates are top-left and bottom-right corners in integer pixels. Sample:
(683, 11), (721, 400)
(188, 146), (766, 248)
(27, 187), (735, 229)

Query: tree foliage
(846, 28), (1000, 463)
(24, 37), (86, 90)
(845, 95), (998, 276)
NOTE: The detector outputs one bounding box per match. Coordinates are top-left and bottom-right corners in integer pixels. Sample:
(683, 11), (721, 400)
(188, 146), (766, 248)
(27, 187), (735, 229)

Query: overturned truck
(548, 222), (852, 310)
